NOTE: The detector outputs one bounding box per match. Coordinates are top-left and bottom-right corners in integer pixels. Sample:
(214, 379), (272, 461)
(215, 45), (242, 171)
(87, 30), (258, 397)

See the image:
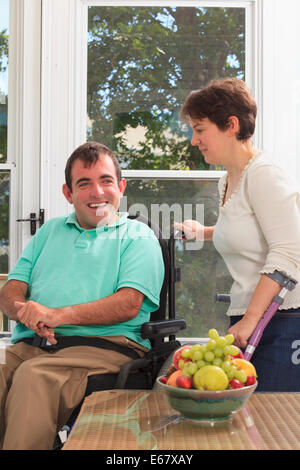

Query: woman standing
(176, 78), (300, 391)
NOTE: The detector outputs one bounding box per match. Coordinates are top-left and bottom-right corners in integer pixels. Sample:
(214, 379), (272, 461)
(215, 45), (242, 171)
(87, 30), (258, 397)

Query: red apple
(172, 345), (192, 369)
(160, 376), (168, 384)
(176, 375), (193, 389)
(246, 375), (256, 386)
(229, 379), (244, 389)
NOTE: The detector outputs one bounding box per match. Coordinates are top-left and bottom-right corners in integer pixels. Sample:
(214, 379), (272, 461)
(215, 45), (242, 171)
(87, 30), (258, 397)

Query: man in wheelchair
(0, 142), (165, 450)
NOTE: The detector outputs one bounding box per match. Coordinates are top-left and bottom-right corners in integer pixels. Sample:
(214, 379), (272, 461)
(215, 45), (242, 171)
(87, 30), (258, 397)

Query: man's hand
(15, 301), (59, 345)
(14, 287), (144, 345)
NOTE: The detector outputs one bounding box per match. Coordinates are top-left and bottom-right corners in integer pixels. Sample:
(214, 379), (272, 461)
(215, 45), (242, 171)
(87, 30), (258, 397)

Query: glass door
(0, 0), (41, 332)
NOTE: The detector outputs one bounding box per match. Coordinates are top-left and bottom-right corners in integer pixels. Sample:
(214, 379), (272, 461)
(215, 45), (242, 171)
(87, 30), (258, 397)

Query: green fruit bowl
(156, 376), (257, 422)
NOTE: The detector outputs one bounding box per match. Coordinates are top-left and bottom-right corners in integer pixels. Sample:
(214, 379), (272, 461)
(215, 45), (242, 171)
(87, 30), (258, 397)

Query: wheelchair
(54, 213), (186, 448)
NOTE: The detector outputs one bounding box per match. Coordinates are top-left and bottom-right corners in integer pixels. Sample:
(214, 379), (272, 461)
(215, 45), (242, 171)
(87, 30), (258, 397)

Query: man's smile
(87, 202), (108, 209)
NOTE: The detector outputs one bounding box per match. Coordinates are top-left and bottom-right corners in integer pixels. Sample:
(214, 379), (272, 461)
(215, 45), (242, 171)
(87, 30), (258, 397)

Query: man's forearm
(57, 288), (144, 326)
(0, 280), (28, 321)
(16, 287), (145, 330)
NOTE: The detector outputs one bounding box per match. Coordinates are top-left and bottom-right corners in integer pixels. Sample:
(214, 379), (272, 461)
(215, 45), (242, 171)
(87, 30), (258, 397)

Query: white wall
(261, 0), (300, 180)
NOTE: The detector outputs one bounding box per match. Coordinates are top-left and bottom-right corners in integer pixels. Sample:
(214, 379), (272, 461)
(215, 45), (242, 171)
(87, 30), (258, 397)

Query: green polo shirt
(8, 212), (164, 348)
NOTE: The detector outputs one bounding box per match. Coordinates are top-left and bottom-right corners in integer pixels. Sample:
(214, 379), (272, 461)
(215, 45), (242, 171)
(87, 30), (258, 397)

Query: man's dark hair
(65, 141), (122, 191)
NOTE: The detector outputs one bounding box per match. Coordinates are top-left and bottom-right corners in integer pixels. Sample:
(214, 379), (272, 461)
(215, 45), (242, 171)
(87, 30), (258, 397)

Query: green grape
(213, 358), (222, 367)
(223, 345), (231, 356)
(190, 344), (201, 358)
(204, 351), (215, 362)
(225, 334), (234, 345)
(208, 329), (219, 340)
(206, 339), (217, 351)
(192, 350), (203, 362)
(181, 348), (191, 359)
(228, 345), (240, 356)
(182, 365), (192, 378)
(226, 367), (236, 380)
(196, 360), (206, 369)
(214, 347), (223, 358)
(216, 336), (227, 348)
(188, 362), (198, 375)
(221, 360), (231, 373)
(178, 359), (186, 369)
(234, 369), (247, 383)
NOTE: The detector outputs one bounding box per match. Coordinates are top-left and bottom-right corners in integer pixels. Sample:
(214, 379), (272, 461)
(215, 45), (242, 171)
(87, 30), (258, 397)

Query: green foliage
(87, 6), (245, 170)
(0, 28), (8, 73)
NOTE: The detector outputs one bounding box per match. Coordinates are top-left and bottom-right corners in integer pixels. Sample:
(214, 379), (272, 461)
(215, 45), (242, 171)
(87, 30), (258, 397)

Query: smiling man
(0, 142), (164, 450)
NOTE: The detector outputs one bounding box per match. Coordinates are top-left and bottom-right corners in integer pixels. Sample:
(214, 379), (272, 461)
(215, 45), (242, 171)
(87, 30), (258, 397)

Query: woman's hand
(228, 315), (259, 349)
(174, 220), (205, 241)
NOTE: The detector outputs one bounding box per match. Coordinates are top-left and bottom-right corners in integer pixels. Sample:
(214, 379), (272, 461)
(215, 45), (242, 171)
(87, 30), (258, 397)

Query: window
(87, 4), (246, 170)
(0, 0), (9, 331)
(86, 1), (248, 337)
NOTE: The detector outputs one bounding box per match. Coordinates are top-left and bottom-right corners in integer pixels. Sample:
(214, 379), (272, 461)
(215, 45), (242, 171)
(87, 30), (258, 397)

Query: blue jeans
(229, 309), (300, 392)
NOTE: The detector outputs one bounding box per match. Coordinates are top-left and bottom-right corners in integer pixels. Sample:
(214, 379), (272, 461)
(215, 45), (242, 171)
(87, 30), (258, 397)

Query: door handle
(16, 209), (45, 235)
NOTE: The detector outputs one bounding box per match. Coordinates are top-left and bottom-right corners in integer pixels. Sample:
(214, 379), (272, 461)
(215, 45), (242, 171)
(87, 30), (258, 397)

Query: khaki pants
(0, 336), (147, 450)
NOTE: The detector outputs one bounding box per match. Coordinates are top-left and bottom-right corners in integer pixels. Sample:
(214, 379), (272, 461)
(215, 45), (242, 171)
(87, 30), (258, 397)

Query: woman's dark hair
(65, 141), (122, 191)
(180, 78), (257, 141)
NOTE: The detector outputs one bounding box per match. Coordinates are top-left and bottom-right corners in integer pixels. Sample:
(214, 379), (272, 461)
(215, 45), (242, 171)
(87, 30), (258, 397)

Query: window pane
(0, 0), (9, 163)
(87, 5), (245, 171)
(121, 179), (232, 337)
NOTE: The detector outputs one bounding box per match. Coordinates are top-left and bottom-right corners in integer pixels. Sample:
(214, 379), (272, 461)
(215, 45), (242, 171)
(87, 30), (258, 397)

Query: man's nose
(90, 183), (104, 197)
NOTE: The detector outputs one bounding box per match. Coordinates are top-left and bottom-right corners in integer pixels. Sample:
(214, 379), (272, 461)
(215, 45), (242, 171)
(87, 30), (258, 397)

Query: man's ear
(119, 178), (126, 196)
(62, 183), (73, 204)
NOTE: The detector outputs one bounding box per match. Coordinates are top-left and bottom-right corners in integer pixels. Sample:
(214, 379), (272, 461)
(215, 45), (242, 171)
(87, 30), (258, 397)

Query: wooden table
(62, 389), (300, 450)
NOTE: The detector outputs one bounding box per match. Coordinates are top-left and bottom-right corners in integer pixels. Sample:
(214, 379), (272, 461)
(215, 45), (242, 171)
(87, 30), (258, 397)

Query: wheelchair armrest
(115, 339), (182, 388)
(141, 319), (186, 340)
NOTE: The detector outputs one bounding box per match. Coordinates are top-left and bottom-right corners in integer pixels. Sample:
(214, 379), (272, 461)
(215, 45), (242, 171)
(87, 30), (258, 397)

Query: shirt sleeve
(247, 163), (300, 281)
(117, 235), (165, 312)
(8, 221), (49, 284)
(8, 236), (36, 283)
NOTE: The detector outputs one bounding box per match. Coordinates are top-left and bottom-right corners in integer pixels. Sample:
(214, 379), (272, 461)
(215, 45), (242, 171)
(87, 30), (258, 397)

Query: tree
(0, 28), (8, 73)
(87, 6), (245, 170)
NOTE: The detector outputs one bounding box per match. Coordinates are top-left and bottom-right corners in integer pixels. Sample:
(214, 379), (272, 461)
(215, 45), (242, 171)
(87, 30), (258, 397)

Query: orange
(166, 370), (182, 387)
(232, 358), (257, 377)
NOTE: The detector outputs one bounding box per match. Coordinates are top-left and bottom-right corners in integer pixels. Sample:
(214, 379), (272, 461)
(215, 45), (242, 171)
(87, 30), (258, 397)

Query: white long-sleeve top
(213, 152), (300, 316)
